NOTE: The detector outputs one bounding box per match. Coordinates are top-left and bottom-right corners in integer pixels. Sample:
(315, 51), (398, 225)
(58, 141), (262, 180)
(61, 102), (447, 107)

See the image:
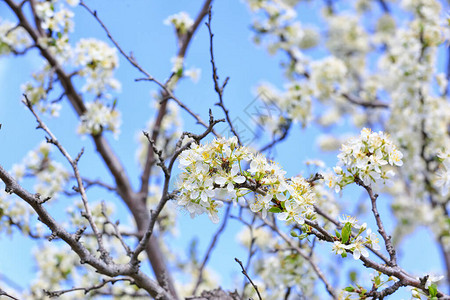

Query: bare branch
(0, 289), (20, 300)
(23, 94), (111, 262)
(341, 93), (389, 109)
(44, 278), (135, 298)
(234, 257), (262, 300)
(261, 217), (339, 299)
(206, 7), (241, 145)
(130, 111), (224, 266)
(259, 124), (290, 153)
(0, 163), (174, 299)
(101, 202), (133, 256)
(354, 176), (397, 266)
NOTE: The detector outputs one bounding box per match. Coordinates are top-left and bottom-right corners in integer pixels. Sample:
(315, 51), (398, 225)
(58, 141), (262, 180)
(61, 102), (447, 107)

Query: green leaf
(349, 271), (357, 283)
(298, 233), (308, 240)
(290, 231), (298, 237)
(344, 286), (355, 292)
(176, 68), (183, 77)
(373, 274), (381, 286)
(335, 229), (341, 238)
(268, 207), (282, 213)
(428, 284), (438, 297)
(341, 222), (352, 244)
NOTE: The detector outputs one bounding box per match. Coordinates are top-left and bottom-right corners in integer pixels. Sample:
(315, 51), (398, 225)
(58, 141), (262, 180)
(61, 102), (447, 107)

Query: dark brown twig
(205, 7), (241, 145)
(44, 278), (134, 298)
(354, 176), (397, 266)
(234, 257), (262, 300)
(0, 289), (20, 300)
(23, 94), (110, 262)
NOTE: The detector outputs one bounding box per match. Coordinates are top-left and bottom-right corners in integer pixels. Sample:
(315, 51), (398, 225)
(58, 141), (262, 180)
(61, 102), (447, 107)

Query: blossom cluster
(164, 12), (194, 36)
(435, 151), (450, 196)
(255, 82), (312, 132)
(176, 137), (316, 224)
(34, 0), (75, 61)
(74, 38), (121, 96)
(331, 215), (381, 260)
(0, 19), (31, 56)
(21, 67), (63, 117)
(327, 128), (403, 191)
(77, 101), (121, 137)
(35, 1), (75, 33)
(11, 141), (69, 199)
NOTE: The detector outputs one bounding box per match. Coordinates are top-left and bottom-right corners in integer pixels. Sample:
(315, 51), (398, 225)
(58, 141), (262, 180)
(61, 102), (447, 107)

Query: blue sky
(0, 0), (448, 298)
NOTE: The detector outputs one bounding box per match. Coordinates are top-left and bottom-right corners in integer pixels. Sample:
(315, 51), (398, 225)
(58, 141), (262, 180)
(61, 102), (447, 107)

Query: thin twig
(101, 202), (133, 256)
(354, 176), (397, 266)
(0, 289), (20, 300)
(205, 7), (240, 145)
(130, 111), (224, 266)
(259, 124), (290, 153)
(44, 278), (134, 298)
(261, 217), (339, 299)
(23, 94), (111, 262)
(234, 257), (262, 300)
(0, 163), (174, 299)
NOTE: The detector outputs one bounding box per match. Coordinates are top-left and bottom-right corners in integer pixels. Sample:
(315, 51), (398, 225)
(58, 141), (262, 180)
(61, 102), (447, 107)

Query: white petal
(234, 175), (246, 184)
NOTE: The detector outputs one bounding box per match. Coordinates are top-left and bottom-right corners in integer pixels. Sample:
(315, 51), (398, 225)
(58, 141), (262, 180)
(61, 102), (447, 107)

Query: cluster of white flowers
(435, 152), (450, 196)
(176, 136), (316, 224)
(169, 56), (201, 84)
(255, 82), (312, 132)
(331, 216), (381, 260)
(28, 232), (138, 299)
(21, 67), (63, 117)
(35, 1), (74, 33)
(0, 189), (33, 236)
(74, 38), (121, 95)
(326, 128), (403, 192)
(33, 0), (75, 61)
(325, 14), (370, 69)
(0, 19), (31, 56)
(11, 142), (69, 199)
(77, 101), (121, 137)
(249, 251), (318, 300)
(164, 12), (194, 35)
(310, 56), (348, 101)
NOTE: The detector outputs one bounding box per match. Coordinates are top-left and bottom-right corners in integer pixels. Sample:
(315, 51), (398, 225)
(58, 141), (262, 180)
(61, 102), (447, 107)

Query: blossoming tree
(0, 0), (449, 299)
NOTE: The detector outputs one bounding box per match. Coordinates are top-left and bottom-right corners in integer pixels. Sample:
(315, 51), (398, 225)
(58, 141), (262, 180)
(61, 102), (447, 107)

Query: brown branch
(138, 0), (215, 204)
(377, 0), (390, 13)
(0, 289), (20, 300)
(258, 123), (290, 153)
(23, 94), (111, 262)
(312, 204), (391, 265)
(44, 278), (134, 298)
(4, 0), (135, 205)
(234, 258), (262, 300)
(341, 93), (389, 109)
(0, 163), (174, 299)
(354, 177), (397, 266)
(130, 111), (224, 267)
(366, 280), (404, 299)
(261, 218), (339, 299)
(101, 202), (133, 256)
(206, 8), (240, 145)
(3, 1), (180, 296)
